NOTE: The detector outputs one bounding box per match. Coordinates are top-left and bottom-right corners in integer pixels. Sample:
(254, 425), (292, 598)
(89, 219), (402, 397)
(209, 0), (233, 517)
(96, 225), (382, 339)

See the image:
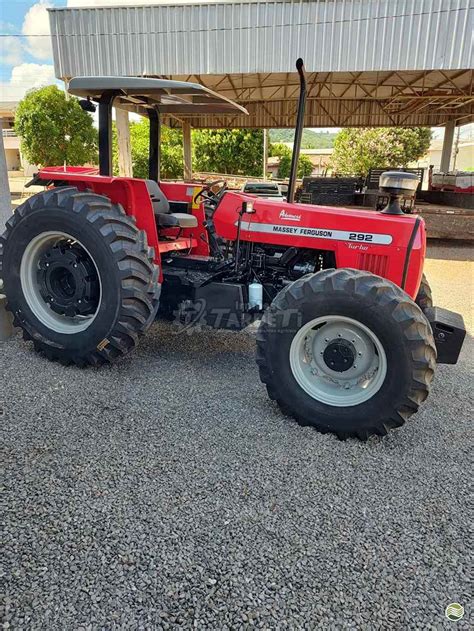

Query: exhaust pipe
(287, 58), (307, 204)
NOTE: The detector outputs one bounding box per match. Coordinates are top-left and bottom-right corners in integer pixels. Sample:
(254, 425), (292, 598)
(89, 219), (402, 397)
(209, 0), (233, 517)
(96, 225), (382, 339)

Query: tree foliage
(15, 85), (97, 167)
(330, 127), (432, 176)
(270, 129), (337, 149)
(193, 129), (264, 176)
(112, 119), (184, 179)
(269, 143), (314, 178)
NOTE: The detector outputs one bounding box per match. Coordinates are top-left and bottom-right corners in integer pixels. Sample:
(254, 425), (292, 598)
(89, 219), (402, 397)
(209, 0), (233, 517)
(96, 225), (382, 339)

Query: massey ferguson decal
(240, 221), (393, 245)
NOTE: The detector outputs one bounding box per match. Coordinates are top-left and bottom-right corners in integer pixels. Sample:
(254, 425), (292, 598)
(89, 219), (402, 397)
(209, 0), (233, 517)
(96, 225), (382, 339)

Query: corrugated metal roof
(50, 0), (473, 77)
(49, 1), (474, 128)
(163, 91), (474, 128)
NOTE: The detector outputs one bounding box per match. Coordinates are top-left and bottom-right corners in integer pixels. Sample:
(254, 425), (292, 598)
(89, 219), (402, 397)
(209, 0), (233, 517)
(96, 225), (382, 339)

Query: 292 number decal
(349, 233), (373, 242)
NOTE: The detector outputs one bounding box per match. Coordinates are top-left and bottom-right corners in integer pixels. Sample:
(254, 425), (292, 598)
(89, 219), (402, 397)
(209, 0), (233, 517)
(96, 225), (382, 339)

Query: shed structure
(49, 0), (474, 176)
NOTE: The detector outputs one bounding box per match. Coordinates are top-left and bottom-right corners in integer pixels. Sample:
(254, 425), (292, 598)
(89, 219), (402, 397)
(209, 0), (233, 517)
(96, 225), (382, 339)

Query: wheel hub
(290, 316), (388, 407)
(323, 339), (356, 372)
(37, 242), (99, 318)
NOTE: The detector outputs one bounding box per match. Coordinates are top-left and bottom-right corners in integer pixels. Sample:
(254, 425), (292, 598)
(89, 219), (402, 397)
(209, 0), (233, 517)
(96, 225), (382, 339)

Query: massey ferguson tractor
(0, 60), (466, 440)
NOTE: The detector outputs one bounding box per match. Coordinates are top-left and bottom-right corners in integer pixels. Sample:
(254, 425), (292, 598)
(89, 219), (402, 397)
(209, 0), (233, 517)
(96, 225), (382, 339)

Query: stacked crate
(299, 177), (362, 206)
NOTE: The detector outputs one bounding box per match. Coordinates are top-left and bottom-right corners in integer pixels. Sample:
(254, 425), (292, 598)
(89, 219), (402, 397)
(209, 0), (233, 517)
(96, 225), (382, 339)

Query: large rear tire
(256, 269), (436, 440)
(0, 187), (160, 366)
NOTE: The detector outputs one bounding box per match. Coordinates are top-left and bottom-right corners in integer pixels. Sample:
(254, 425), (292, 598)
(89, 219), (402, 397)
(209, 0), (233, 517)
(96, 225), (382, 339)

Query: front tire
(256, 269), (436, 440)
(415, 273), (433, 312)
(0, 187), (160, 366)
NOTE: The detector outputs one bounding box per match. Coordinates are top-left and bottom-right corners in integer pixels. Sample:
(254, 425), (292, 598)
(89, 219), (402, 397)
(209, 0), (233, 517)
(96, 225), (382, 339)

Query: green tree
(270, 143), (314, 178)
(15, 85), (97, 167)
(330, 127), (432, 176)
(193, 129), (264, 176)
(112, 119), (184, 179)
(270, 129), (337, 149)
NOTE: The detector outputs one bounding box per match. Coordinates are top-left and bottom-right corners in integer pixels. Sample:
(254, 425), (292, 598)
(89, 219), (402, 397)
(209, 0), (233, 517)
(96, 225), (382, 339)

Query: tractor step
(158, 237), (198, 253)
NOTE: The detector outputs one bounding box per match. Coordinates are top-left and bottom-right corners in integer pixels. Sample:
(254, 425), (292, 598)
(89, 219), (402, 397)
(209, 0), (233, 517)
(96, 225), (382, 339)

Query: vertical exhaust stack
(287, 58), (307, 204)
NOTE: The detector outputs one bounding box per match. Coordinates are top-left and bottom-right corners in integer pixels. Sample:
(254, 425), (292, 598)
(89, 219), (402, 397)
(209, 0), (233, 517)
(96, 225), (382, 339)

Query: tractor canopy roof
(68, 76), (248, 117)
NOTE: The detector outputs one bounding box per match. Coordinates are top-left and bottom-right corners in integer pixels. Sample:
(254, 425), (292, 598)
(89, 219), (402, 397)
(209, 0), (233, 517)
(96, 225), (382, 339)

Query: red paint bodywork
(38, 167), (425, 298)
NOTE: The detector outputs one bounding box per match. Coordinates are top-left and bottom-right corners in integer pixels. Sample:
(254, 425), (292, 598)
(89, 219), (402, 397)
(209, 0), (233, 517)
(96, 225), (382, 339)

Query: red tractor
(0, 61), (465, 439)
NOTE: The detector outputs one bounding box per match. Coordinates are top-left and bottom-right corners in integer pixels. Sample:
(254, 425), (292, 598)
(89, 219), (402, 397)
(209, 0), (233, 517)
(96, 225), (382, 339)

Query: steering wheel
(193, 179), (227, 209)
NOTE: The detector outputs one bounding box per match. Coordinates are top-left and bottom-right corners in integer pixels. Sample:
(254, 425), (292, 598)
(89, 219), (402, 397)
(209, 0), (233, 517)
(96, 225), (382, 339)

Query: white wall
(5, 149), (21, 171)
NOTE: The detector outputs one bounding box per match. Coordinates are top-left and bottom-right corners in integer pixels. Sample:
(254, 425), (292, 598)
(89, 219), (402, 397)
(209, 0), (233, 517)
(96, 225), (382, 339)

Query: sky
(0, 0), (68, 102)
(0, 0), (255, 103)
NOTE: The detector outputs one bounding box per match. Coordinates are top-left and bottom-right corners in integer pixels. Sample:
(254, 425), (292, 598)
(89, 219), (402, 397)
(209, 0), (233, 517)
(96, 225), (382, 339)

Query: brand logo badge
(279, 209), (301, 222)
(445, 603), (464, 621)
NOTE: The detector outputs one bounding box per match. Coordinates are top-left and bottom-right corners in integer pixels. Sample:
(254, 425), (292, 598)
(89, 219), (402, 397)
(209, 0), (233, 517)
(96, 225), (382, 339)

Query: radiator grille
(358, 253), (389, 276)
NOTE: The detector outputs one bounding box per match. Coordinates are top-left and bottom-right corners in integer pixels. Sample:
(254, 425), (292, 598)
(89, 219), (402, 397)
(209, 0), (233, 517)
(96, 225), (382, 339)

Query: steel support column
(263, 129), (268, 179)
(182, 121), (192, 180)
(440, 120), (456, 172)
(0, 131), (11, 228)
(116, 108), (132, 177)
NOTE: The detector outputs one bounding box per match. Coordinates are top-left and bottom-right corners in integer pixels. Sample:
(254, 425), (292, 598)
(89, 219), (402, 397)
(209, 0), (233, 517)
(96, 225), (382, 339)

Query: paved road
(2, 242), (472, 629)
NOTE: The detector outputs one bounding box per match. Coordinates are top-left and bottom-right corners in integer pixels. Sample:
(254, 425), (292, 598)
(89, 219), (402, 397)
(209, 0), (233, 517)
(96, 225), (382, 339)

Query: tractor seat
(145, 180), (198, 229)
(156, 213), (198, 229)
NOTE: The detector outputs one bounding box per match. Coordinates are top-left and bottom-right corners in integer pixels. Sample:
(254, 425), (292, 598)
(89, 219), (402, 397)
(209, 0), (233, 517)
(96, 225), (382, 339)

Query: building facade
(0, 104), (21, 172)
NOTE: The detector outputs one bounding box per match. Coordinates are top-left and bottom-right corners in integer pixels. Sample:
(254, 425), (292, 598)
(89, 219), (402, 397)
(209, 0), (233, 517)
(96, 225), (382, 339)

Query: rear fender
(37, 167), (160, 263)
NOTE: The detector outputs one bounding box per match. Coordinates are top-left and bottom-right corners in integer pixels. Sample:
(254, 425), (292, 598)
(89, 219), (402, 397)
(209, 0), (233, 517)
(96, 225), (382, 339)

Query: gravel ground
(1, 241), (472, 630)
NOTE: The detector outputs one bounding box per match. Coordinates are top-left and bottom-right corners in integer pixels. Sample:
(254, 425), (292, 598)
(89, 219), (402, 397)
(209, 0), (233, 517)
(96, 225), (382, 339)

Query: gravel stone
(1, 242), (472, 629)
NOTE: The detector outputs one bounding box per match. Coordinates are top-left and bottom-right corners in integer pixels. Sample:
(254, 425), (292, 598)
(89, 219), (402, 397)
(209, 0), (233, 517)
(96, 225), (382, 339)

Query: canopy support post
(149, 110), (161, 182)
(98, 92), (116, 176)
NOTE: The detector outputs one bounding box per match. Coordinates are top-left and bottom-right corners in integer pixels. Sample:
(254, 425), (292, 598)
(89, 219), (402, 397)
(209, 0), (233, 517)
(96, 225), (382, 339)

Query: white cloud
(0, 36), (24, 66)
(22, 1), (54, 61)
(0, 22), (18, 34)
(0, 63), (57, 102)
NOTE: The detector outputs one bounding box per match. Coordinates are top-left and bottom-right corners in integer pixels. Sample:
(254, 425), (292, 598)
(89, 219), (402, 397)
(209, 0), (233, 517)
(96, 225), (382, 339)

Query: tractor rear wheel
(256, 269), (436, 440)
(0, 187), (160, 366)
(415, 273), (433, 312)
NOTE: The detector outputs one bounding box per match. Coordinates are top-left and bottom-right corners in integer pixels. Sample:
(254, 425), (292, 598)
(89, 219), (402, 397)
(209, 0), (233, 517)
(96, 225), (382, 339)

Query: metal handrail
(2, 129), (17, 137)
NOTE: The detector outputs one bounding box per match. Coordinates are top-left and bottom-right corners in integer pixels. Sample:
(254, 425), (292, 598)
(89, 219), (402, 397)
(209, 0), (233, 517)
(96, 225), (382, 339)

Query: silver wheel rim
(20, 231), (102, 335)
(289, 315), (387, 407)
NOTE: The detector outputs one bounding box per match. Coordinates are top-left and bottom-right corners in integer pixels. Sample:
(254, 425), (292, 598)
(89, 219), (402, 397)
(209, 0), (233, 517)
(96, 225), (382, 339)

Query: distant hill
(269, 129), (338, 149)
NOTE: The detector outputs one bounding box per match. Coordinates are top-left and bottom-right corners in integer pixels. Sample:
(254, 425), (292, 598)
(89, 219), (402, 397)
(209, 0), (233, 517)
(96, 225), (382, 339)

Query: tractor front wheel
(415, 273), (433, 312)
(0, 187), (160, 366)
(256, 269), (436, 440)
